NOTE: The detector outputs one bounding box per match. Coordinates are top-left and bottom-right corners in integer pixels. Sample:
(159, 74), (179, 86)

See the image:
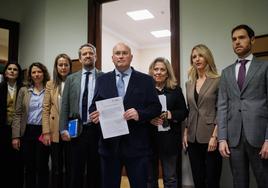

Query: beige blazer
(42, 81), (61, 142)
(12, 87), (31, 138)
(186, 77), (220, 143)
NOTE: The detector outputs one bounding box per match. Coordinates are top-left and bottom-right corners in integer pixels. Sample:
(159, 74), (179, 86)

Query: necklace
(8, 83), (17, 99)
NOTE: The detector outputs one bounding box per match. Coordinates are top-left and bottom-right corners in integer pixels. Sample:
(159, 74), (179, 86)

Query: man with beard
(60, 43), (103, 188)
(217, 25), (268, 188)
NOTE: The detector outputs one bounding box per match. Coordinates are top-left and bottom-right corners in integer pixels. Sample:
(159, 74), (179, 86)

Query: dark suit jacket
(151, 86), (188, 157)
(217, 57), (268, 147)
(59, 69), (103, 136)
(186, 77), (220, 143)
(89, 68), (162, 158)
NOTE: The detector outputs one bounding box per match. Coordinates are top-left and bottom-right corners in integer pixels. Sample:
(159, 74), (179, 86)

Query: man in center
(89, 42), (161, 188)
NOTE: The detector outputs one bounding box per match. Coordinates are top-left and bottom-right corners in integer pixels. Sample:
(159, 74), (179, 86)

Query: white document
(96, 97), (129, 139)
(158, 95), (171, 132)
(159, 95), (167, 111)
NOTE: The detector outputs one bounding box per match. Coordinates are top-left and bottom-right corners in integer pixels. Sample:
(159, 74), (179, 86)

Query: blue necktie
(82, 72), (91, 122)
(117, 73), (126, 97)
(237, 59), (248, 90)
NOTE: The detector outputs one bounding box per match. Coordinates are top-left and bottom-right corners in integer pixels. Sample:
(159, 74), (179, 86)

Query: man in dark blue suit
(89, 42), (161, 188)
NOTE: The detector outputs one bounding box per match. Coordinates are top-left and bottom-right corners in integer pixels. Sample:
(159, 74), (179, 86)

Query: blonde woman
(42, 54), (72, 188)
(183, 44), (222, 188)
(148, 57), (188, 188)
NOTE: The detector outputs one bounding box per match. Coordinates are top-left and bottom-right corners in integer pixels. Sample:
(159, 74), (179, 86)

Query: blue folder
(68, 119), (78, 138)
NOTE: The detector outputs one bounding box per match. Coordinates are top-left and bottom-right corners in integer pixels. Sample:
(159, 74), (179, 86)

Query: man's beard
(83, 60), (95, 70)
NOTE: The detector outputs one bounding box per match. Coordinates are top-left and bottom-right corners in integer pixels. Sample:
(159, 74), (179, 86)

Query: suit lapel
(241, 58), (261, 93)
(95, 69), (103, 78)
(197, 78), (213, 106)
(25, 88), (31, 115)
(228, 63), (240, 92)
(123, 69), (136, 102)
(73, 71), (82, 109)
(112, 68), (140, 101)
(110, 70), (119, 97)
(54, 86), (60, 113)
(187, 81), (198, 110)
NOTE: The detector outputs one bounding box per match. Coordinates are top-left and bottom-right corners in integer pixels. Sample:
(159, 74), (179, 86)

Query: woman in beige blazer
(183, 44), (222, 188)
(12, 62), (50, 188)
(42, 54), (72, 188)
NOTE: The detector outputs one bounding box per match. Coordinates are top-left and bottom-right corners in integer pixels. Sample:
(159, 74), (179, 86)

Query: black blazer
(151, 86), (188, 157)
(89, 68), (162, 157)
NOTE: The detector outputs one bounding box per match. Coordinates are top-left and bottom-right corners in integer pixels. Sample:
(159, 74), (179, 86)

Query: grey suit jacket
(217, 57), (268, 147)
(186, 77), (220, 143)
(59, 69), (103, 135)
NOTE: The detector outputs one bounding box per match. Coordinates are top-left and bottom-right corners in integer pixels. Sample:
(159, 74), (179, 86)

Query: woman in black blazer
(0, 62), (24, 188)
(148, 57), (188, 188)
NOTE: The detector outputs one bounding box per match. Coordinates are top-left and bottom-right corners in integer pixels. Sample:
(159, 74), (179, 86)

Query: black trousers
(69, 125), (101, 188)
(100, 155), (149, 188)
(188, 142), (222, 188)
(22, 125), (50, 188)
(50, 140), (71, 188)
(0, 126), (24, 188)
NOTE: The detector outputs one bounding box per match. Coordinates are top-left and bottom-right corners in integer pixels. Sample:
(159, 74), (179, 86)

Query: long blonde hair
(148, 57), (177, 89)
(188, 44), (219, 83)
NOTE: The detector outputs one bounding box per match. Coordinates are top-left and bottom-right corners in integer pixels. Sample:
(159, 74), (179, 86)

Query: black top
(151, 86), (188, 157)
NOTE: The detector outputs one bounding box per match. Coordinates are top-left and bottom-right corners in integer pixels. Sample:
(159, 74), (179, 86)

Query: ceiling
(102, 0), (170, 49)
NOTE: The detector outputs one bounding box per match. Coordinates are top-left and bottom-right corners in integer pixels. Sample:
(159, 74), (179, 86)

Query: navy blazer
(90, 68), (162, 157)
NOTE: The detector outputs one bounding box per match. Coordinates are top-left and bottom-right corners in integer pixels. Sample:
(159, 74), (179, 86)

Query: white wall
(44, 0), (88, 74)
(0, 0), (87, 75)
(180, 0), (268, 88)
(138, 45), (170, 73)
(19, 0), (46, 69)
(102, 26), (141, 73)
(102, 26), (170, 74)
(0, 0), (23, 22)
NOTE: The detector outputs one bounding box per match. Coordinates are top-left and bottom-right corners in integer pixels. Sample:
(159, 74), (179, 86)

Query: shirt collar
(237, 53), (253, 63)
(82, 68), (95, 76)
(115, 67), (132, 76)
(28, 87), (45, 95)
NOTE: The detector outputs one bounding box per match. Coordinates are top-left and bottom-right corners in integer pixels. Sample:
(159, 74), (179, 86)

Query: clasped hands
(150, 111), (169, 127)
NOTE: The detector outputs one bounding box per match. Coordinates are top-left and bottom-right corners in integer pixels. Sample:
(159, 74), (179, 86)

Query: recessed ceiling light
(151, 30), (171, 38)
(126, 9), (154, 21)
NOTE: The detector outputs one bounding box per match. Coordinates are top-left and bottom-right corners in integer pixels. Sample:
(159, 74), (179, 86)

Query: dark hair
(27, 62), (50, 87)
(78, 43), (96, 59)
(3, 61), (23, 87)
(231, 24), (255, 38)
(53, 53), (72, 88)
